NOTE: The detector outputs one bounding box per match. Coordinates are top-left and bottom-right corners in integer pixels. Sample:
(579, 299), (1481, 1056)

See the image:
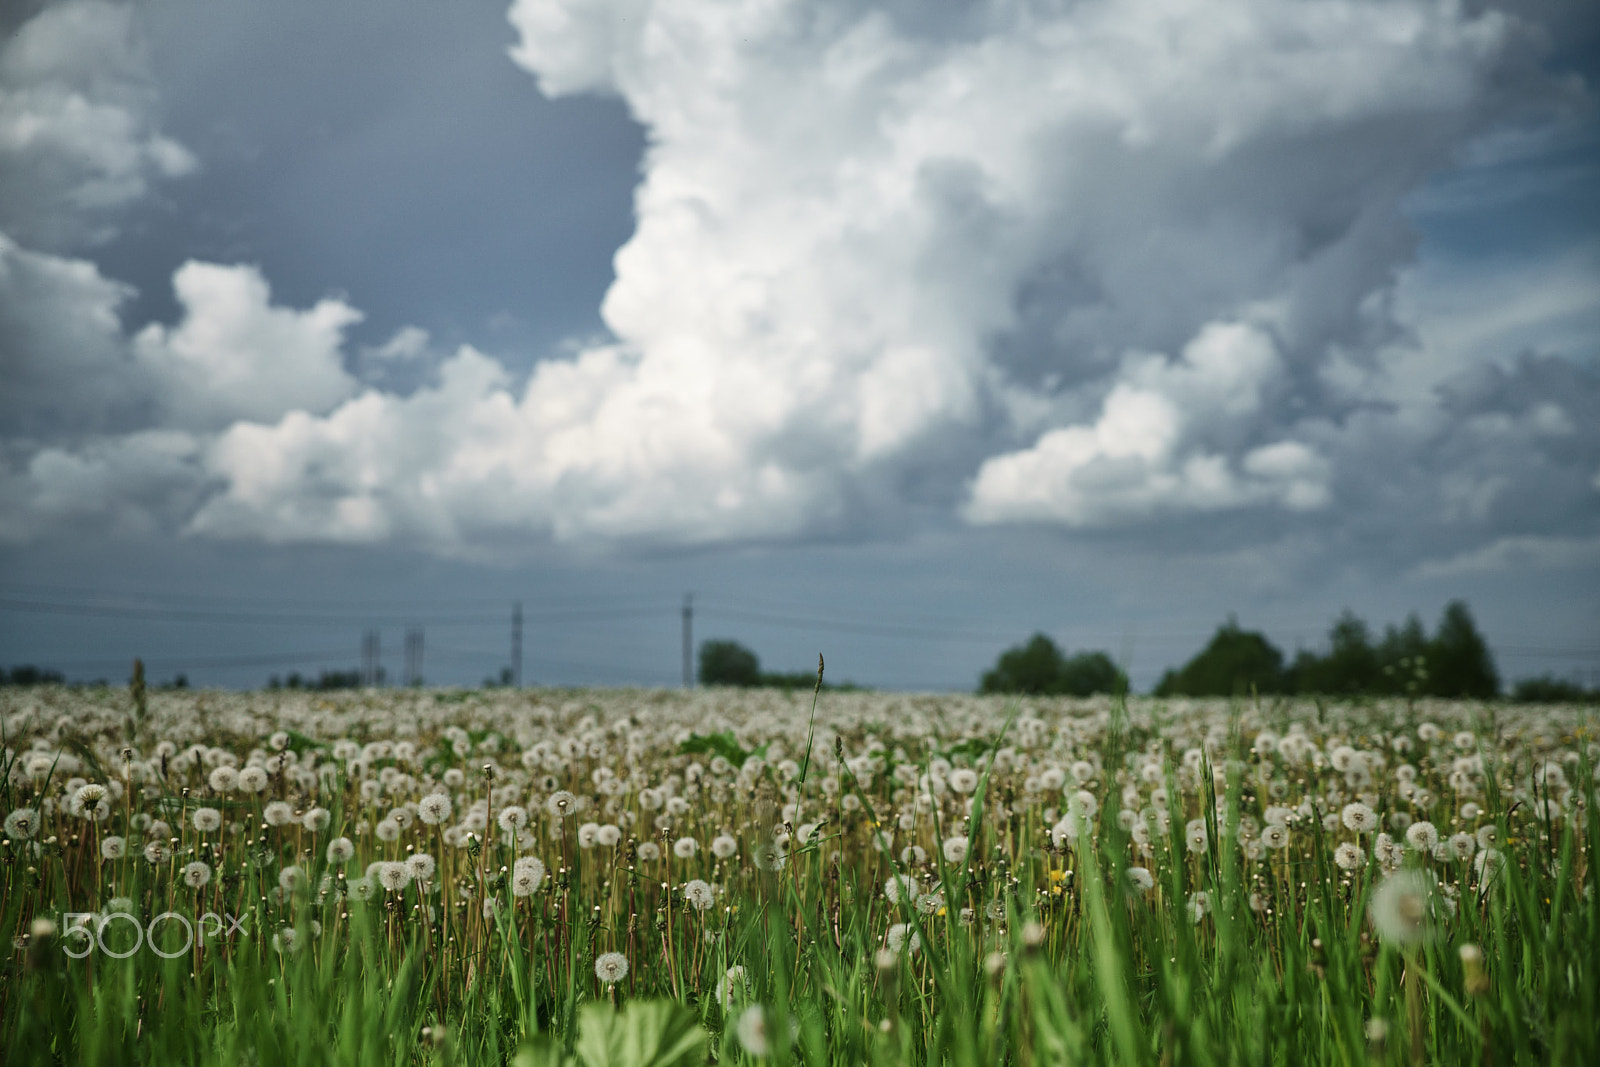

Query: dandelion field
(2, 682), (1596, 1065)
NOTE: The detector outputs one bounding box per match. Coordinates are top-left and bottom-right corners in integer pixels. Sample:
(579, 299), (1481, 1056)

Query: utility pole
(361, 629), (380, 687)
(682, 593), (694, 688)
(511, 601), (522, 688)
(404, 627), (424, 686)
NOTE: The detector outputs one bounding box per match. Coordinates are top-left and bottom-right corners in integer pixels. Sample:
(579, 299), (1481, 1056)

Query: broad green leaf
(574, 1000), (707, 1067)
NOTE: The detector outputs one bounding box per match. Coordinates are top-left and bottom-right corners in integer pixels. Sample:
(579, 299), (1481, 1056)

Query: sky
(1, 0), (1597, 693)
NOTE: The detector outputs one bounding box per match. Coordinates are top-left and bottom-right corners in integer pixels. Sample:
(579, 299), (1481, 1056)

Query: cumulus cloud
(1, 0), (1595, 571)
(132, 261), (362, 429)
(0, 0), (195, 249)
(965, 321), (1333, 525)
(494, 0), (1563, 542)
(0, 231), (139, 438)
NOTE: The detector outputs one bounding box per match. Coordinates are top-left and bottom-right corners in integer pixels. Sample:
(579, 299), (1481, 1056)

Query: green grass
(0, 687), (1595, 1065)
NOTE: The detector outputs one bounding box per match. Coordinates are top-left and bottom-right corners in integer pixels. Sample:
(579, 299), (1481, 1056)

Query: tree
(1154, 617), (1284, 696)
(1377, 613), (1430, 695)
(980, 634), (1127, 696)
(699, 640), (762, 687)
(1288, 610), (1381, 695)
(1512, 675), (1598, 704)
(1426, 600), (1498, 698)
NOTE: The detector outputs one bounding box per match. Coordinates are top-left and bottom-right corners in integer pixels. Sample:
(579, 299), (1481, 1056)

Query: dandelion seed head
(594, 951), (629, 984)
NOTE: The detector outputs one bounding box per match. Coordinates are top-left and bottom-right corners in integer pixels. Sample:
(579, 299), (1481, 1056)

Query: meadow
(1, 680), (1595, 1065)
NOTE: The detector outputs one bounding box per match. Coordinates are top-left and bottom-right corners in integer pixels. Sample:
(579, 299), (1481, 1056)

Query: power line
(21, 648), (358, 672)
(0, 596), (675, 627)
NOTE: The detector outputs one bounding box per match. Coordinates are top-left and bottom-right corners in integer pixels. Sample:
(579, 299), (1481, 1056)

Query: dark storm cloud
(0, 0), (1596, 603)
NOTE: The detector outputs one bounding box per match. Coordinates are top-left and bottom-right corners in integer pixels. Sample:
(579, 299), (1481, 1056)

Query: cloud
(0, 0), (1594, 571)
(0, 428), (204, 543)
(965, 321), (1333, 525)
(1413, 533), (1600, 579)
(132, 261), (362, 429)
(491, 0), (1559, 541)
(0, 230), (139, 438)
(0, 0), (195, 249)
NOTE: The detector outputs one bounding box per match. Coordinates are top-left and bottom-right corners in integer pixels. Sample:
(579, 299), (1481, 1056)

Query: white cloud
(132, 261), (362, 429)
(1, 0), (1592, 565)
(965, 321), (1332, 525)
(187, 342), (842, 547)
(490, 0), (1550, 540)
(0, 0), (195, 248)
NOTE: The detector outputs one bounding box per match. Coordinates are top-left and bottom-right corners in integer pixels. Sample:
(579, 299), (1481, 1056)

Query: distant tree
(313, 670), (362, 690)
(1154, 617), (1285, 697)
(980, 634), (1127, 696)
(1426, 600), (1498, 698)
(1288, 610), (1381, 695)
(982, 634), (1068, 694)
(1512, 675), (1599, 704)
(1058, 651), (1129, 696)
(699, 640), (762, 687)
(1, 665), (65, 687)
(1376, 613), (1431, 695)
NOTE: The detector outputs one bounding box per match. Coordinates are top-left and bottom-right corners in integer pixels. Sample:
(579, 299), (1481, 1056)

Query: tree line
(1, 597), (1591, 701)
(975, 600), (1591, 701)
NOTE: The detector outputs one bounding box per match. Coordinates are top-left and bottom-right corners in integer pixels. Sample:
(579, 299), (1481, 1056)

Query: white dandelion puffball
(1126, 867), (1155, 894)
(144, 840), (173, 864)
(736, 1006), (771, 1057)
(183, 861), (212, 888)
(263, 802), (294, 827)
(349, 877), (377, 901)
(376, 819), (401, 842)
(594, 952), (629, 984)
(595, 824), (622, 847)
(418, 794), (452, 825)
(326, 837), (355, 864)
(5, 808), (41, 840)
(636, 841), (661, 861)
(512, 856), (546, 897)
(100, 835), (126, 860)
(1370, 871), (1441, 946)
(1405, 821), (1440, 852)
(683, 879), (716, 911)
(942, 836), (970, 864)
(73, 783), (107, 811)
(1261, 825), (1291, 850)
(406, 852), (437, 881)
(192, 807), (223, 833)
(948, 768), (980, 794)
(378, 862), (413, 893)
(497, 806), (528, 834)
(302, 807), (331, 832)
(885, 923), (922, 956)
(673, 836), (699, 859)
(278, 865), (305, 894)
(208, 766), (239, 793)
(884, 873), (920, 905)
(1342, 803), (1379, 833)
(237, 766), (269, 793)
(546, 791), (578, 817)
(1334, 843), (1367, 871)
(711, 834), (738, 859)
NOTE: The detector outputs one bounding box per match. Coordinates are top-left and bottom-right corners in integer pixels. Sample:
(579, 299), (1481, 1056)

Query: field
(2, 682), (1596, 1065)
